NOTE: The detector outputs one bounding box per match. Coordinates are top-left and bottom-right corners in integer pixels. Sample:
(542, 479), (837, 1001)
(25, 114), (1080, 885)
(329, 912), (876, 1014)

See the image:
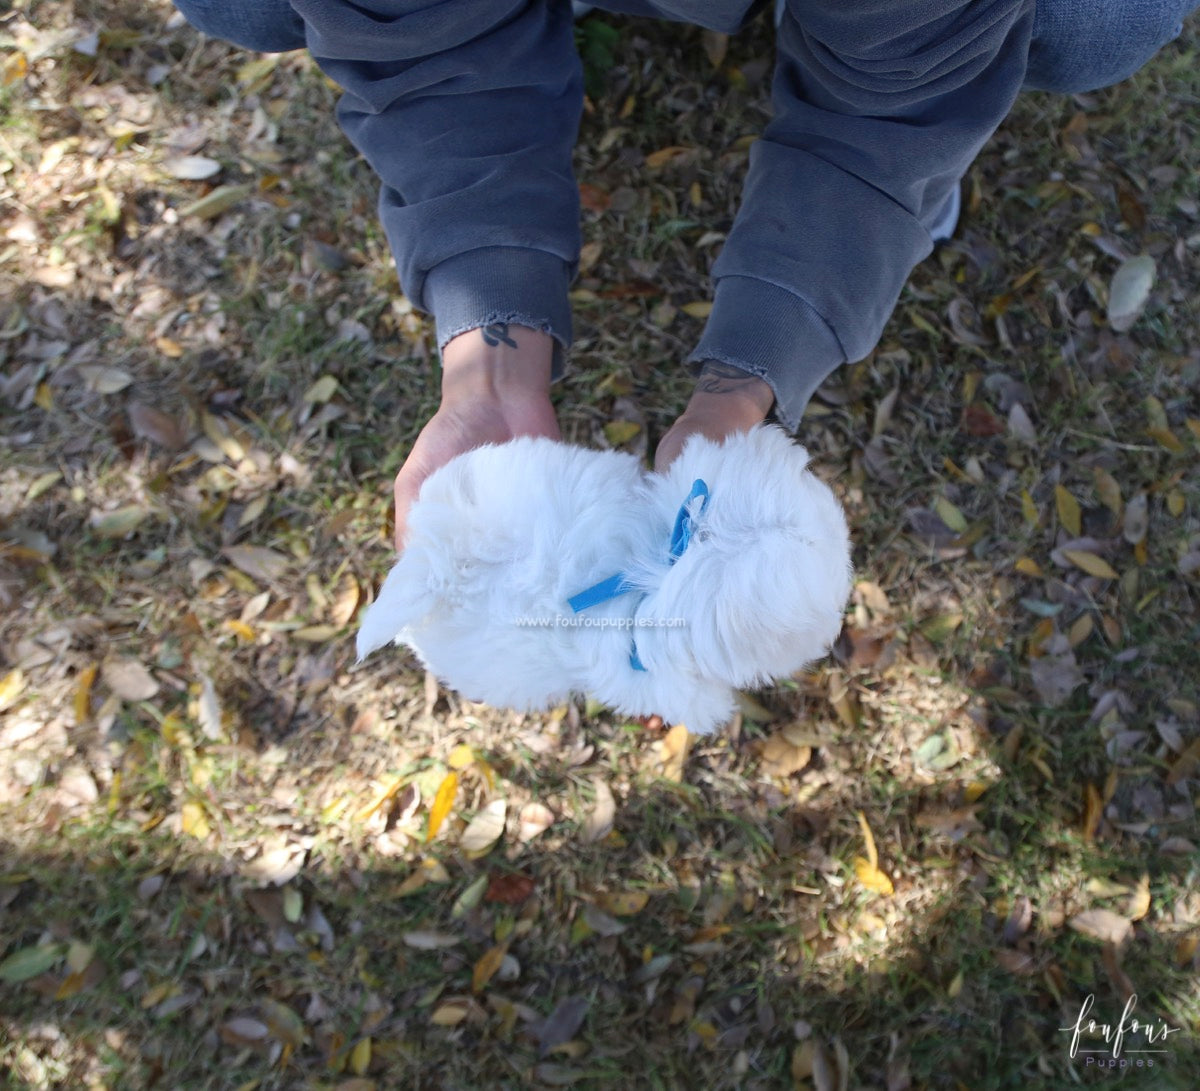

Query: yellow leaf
(644, 145), (694, 170)
(223, 619), (255, 641)
(0, 668), (27, 712)
(1013, 556), (1043, 578)
(66, 941), (95, 974)
(155, 336), (184, 358)
(303, 375), (339, 404)
(1068, 613), (1094, 647)
(447, 744), (475, 770)
(658, 724), (690, 782)
(55, 970), (87, 1000)
(680, 301), (713, 319)
(474, 759), (496, 792)
(349, 1037), (371, 1076)
(181, 800), (211, 839)
(430, 1002), (469, 1027)
(292, 625), (340, 642)
(856, 810), (879, 870)
(853, 856), (894, 896)
(74, 665), (97, 723)
(426, 772), (458, 842)
(596, 890), (650, 917)
(1166, 489), (1185, 517)
(603, 420), (641, 447)
(1062, 550), (1118, 580)
(34, 382), (53, 410)
(2, 51), (28, 86)
(935, 496), (968, 534)
(471, 943), (508, 993)
(1127, 873), (1151, 922)
(963, 781), (989, 803)
(1093, 467), (1123, 517)
(141, 982), (177, 1009)
(1055, 485), (1082, 537)
(354, 775), (405, 823)
(1146, 426), (1185, 453)
(1020, 489), (1039, 527)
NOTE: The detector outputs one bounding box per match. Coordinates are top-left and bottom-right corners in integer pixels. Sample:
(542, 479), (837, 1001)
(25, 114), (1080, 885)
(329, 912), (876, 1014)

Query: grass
(2, 1), (1199, 1089)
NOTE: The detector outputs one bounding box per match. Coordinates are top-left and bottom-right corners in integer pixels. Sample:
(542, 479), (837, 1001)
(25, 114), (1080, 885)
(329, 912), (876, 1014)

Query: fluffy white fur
(357, 424), (852, 734)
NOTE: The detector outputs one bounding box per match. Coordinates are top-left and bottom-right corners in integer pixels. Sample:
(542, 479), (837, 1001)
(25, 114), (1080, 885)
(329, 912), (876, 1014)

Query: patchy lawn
(1, 3), (1198, 1088)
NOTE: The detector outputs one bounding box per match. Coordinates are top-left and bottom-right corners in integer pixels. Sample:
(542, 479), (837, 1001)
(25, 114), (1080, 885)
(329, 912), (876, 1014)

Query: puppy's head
(636, 426), (852, 689)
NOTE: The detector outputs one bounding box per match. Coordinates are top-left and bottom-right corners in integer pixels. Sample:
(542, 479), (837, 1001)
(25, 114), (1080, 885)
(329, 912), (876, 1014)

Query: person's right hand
(393, 324), (560, 551)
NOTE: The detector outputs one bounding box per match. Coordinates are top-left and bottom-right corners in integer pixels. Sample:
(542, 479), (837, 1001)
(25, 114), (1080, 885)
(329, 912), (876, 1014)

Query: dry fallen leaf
(1069, 908), (1133, 946)
(1063, 550), (1118, 580)
(595, 890), (649, 917)
(1055, 485), (1082, 537)
(1126, 873), (1151, 922)
(535, 996), (590, 1057)
(223, 545), (289, 584)
(518, 802), (555, 842)
(1107, 254), (1156, 332)
(426, 772), (458, 842)
(401, 930), (460, 950)
(580, 779), (615, 843)
(102, 658), (159, 702)
(758, 734), (812, 778)
(472, 942), (509, 993)
(658, 723), (690, 781)
(460, 799), (506, 857)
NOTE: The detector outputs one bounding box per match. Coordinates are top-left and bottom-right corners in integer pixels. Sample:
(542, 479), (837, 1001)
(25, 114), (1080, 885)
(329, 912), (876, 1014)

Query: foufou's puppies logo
(1059, 993), (1180, 1069)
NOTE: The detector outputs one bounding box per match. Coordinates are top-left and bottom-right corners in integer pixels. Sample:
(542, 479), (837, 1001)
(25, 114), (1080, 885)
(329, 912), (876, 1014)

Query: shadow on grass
(2, 728), (1198, 1091)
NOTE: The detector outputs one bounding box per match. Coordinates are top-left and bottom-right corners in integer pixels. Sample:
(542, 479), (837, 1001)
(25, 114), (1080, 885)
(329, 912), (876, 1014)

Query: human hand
(654, 361), (775, 472)
(393, 324), (560, 550)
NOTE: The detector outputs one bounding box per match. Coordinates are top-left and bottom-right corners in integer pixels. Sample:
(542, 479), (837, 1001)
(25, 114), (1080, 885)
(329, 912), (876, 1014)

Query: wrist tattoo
(696, 362), (773, 409)
(481, 323), (518, 349)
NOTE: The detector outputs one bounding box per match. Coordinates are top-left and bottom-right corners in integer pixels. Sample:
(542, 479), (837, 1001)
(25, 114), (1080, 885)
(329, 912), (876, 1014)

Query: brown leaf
(128, 402), (188, 450)
(485, 873), (535, 905)
(961, 404), (1005, 436)
(1069, 908), (1132, 946)
(223, 545), (289, 584)
(1001, 895), (1033, 944)
(994, 948), (1037, 975)
(1029, 637), (1083, 708)
(578, 183), (610, 213)
(1165, 736), (1200, 786)
(102, 658), (159, 702)
(330, 573), (360, 628)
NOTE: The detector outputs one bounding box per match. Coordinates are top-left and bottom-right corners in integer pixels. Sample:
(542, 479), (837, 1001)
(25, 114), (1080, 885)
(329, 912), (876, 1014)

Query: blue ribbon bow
(567, 478), (710, 671)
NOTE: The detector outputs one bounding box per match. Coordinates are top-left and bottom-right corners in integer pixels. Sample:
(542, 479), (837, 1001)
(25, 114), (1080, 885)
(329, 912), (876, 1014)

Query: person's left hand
(654, 361), (775, 472)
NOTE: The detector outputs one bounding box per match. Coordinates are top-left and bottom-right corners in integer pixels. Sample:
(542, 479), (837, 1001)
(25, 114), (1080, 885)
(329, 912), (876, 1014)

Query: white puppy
(357, 424), (852, 734)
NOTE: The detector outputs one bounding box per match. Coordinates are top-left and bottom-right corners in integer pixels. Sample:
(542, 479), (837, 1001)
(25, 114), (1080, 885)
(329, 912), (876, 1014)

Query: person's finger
(392, 456), (430, 551)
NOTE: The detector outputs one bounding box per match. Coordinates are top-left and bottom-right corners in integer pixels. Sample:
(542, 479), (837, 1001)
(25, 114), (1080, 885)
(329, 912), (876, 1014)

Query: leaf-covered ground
(2, 3), (1199, 1088)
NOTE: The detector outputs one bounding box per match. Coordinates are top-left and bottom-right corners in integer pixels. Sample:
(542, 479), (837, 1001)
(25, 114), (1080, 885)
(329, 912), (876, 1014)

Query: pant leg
(1025, 0), (1199, 92)
(173, 0), (307, 53)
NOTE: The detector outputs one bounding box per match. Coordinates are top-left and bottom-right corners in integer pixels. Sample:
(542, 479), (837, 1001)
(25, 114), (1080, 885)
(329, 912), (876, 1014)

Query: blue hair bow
(567, 478), (710, 671)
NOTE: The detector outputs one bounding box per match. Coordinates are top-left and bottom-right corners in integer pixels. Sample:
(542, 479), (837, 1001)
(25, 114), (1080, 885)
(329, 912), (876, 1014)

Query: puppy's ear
(355, 558), (441, 661)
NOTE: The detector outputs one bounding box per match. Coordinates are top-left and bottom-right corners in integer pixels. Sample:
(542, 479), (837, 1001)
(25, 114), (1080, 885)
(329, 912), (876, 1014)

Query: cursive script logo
(1059, 993), (1180, 1067)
